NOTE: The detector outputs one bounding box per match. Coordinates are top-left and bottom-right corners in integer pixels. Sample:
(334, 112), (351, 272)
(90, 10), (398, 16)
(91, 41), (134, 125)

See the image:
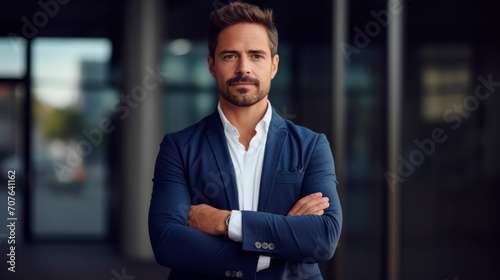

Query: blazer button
(262, 242), (269, 250)
(254, 241), (262, 249)
(268, 243), (275, 250)
(231, 271), (236, 277)
(236, 271), (243, 278)
(225, 270), (231, 277)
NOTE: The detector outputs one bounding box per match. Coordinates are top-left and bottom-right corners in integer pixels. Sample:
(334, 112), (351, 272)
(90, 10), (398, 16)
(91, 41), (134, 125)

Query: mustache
(226, 75), (260, 86)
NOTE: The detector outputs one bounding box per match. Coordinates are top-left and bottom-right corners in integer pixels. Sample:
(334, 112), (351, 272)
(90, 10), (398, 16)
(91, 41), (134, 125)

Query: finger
(287, 194), (314, 216)
(287, 193), (320, 216)
(288, 192), (322, 216)
(313, 210), (324, 215)
(302, 199), (329, 215)
(298, 198), (328, 215)
(291, 195), (328, 216)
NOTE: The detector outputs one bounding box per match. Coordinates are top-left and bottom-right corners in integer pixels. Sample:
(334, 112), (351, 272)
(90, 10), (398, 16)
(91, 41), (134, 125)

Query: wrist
(220, 210), (231, 235)
(225, 211), (232, 235)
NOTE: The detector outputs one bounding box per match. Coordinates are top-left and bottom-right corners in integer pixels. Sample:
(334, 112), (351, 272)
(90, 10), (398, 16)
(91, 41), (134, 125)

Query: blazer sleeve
(148, 134), (260, 279)
(240, 134), (342, 263)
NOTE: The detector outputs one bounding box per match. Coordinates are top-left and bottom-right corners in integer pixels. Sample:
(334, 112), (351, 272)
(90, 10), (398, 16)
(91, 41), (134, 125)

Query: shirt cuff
(228, 210), (242, 242)
(228, 211), (271, 272)
(257, 256), (271, 272)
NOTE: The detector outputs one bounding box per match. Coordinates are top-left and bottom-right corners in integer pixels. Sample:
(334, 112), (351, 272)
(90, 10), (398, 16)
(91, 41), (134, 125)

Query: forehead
(216, 23), (270, 54)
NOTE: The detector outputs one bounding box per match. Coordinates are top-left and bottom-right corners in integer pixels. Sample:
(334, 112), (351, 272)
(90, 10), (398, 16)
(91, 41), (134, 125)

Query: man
(149, 2), (342, 279)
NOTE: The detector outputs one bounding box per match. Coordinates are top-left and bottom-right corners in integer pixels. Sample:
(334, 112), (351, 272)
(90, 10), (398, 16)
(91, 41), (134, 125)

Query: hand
(287, 192), (329, 216)
(188, 204), (230, 236)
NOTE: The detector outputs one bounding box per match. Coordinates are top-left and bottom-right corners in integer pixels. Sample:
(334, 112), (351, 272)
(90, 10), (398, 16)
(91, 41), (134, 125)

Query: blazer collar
(203, 107), (288, 211)
(204, 110), (239, 210)
(258, 109), (287, 211)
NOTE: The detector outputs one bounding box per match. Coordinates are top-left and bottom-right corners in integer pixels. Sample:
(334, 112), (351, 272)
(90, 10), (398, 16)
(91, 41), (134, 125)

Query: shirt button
(236, 271), (243, 278)
(254, 241), (262, 249)
(262, 242), (269, 250)
(269, 243), (275, 250)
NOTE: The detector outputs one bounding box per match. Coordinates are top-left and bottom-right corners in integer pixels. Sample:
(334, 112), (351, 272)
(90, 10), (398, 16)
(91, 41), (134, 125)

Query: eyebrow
(218, 49), (268, 56)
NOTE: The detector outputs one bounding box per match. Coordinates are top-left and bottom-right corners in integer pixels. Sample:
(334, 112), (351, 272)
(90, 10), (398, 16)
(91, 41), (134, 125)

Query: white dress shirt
(217, 100), (272, 272)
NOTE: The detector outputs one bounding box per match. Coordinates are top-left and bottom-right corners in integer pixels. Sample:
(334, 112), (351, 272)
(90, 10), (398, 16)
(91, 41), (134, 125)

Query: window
(31, 38), (116, 238)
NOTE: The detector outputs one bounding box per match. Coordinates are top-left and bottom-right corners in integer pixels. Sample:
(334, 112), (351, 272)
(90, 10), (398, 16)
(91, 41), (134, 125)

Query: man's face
(208, 23), (279, 107)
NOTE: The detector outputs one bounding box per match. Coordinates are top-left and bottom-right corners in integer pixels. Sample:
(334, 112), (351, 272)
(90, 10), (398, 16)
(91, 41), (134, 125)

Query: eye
(252, 54), (264, 59)
(223, 54), (236, 60)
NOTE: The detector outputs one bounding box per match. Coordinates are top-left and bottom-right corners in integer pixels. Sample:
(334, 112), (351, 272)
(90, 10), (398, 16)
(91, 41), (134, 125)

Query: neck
(219, 96), (268, 141)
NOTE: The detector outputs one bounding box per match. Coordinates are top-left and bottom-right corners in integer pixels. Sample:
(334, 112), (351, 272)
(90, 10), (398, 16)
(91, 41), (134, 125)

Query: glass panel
(402, 30), (500, 280)
(162, 40), (218, 133)
(343, 47), (386, 280)
(341, 1), (388, 278)
(0, 37), (27, 78)
(0, 82), (26, 240)
(31, 38), (116, 238)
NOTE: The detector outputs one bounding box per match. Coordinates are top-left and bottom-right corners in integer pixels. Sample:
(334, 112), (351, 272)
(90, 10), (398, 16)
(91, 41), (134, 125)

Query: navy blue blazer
(149, 107), (342, 280)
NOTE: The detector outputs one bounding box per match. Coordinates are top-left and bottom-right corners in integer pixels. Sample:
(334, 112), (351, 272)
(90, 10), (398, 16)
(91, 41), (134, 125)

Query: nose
(236, 56), (251, 75)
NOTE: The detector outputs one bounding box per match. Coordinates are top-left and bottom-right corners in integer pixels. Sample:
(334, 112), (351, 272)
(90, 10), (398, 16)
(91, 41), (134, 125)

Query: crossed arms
(188, 192), (330, 236)
(149, 133), (342, 278)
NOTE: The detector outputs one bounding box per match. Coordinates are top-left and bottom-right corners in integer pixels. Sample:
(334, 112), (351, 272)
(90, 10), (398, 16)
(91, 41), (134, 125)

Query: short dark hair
(208, 1), (278, 58)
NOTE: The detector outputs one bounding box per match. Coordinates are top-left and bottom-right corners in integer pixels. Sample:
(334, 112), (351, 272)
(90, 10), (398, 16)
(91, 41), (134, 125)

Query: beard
(217, 75), (269, 107)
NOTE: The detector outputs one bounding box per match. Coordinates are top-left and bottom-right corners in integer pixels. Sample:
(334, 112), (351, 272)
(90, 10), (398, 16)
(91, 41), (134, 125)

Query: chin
(223, 95), (257, 107)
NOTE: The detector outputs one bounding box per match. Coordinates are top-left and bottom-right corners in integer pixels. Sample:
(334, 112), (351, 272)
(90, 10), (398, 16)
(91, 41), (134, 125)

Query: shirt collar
(217, 99), (273, 137)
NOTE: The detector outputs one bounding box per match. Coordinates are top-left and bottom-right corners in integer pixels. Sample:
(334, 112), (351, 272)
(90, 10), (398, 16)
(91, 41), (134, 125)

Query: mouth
(230, 83), (255, 86)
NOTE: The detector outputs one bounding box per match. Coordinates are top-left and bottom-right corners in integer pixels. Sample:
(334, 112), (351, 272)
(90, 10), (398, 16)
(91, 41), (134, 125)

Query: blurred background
(0, 0), (499, 279)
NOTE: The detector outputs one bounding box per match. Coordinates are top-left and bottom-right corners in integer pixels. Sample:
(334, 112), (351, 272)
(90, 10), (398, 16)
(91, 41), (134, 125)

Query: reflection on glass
(31, 38), (116, 238)
(162, 40), (218, 132)
(420, 45), (471, 122)
(32, 38), (111, 109)
(0, 37), (27, 78)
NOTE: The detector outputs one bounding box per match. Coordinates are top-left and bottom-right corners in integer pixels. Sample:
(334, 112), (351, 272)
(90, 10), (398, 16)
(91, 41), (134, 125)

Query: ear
(207, 55), (216, 79)
(270, 54), (279, 79)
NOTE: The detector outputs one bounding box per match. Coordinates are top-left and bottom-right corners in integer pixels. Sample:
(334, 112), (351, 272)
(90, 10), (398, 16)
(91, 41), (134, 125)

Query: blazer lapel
(204, 110), (240, 210)
(258, 109), (287, 212)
